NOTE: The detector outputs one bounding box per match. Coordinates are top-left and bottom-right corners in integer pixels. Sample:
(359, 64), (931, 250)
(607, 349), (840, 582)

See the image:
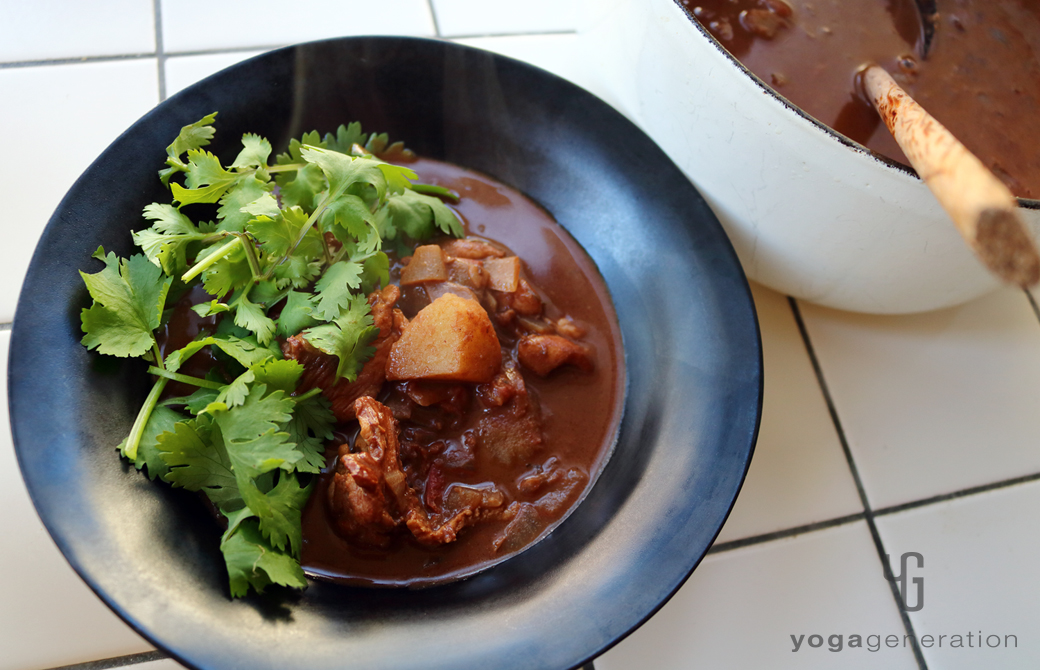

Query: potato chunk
(400, 245), (447, 285)
(386, 293), (501, 382)
(484, 256), (520, 292)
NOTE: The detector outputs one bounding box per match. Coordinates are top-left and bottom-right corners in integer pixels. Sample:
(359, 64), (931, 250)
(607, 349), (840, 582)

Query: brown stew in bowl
(275, 158), (626, 587)
(87, 113), (625, 596)
(684, 0), (1040, 199)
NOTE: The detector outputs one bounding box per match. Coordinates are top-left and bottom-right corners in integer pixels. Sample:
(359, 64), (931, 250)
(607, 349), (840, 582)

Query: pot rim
(670, 0), (1040, 211)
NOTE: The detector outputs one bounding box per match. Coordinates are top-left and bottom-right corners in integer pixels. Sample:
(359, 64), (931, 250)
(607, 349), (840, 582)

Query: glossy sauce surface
(300, 158), (626, 587)
(684, 0), (1040, 199)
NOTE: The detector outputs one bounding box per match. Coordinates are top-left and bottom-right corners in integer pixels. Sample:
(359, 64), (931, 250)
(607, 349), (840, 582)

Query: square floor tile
(452, 33), (603, 98)
(0, 332), (154, 670)
(432, 0), (578, 37)
(799, 288), (1040, 510)
(714, 283), (862, 544)
(597, 521), (916, 669)
(160, 0), (435, 53)
(0, 60), (160, 323)
(874, 480), (1040, 669)
(0, 0), (155, 64)
(164, 50), (269, 98)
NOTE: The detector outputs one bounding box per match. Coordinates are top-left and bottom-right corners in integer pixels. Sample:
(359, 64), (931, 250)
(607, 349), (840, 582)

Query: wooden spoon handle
(862, 64), (1040, 287)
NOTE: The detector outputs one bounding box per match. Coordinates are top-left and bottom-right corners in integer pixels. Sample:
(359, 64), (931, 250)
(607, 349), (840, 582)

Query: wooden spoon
(861, 65), (1040, 287)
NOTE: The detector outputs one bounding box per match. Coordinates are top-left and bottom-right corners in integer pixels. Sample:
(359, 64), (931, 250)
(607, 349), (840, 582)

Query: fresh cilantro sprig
(78, 113), (464, 597)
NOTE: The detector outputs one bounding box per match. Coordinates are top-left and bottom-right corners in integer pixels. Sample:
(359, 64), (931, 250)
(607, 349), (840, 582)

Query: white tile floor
(3, 2), (1040, 669)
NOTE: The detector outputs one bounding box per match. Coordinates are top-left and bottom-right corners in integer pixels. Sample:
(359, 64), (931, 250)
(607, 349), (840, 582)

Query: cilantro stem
(265, 162), (306, 173)
(329, 245), (376, 267)
(146, 366), (224, 390)
(320, 229), (334, 265)
(152, 342), (164, 369)
(293, 387), (323, 402)
(261, 196), (330, 281)
(234, 232), (262, 281)
(412, 182), (460, 203)
(124, 376), (169, 461)
(182, 236), (241, 283)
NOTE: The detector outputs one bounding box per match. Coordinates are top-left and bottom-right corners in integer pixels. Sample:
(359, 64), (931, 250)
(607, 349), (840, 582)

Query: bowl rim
(9, 34), (764, 670)
(669, 0), (1040, 211)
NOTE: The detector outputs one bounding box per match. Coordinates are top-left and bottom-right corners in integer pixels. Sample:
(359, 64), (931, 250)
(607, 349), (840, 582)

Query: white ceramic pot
(581, 0), (1040, 314)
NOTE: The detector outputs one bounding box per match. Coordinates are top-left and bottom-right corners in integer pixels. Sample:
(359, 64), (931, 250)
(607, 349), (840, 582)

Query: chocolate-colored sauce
(684, 0), (1040, 199)
(299, 158), (625, 587)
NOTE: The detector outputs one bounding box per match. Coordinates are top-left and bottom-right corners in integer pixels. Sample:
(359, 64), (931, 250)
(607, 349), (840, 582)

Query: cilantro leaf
(272, 255), (323, 290)
(243, 471), (311, 556)
(283, 393), (335, 474)
(301, 295), (379, 381)
(158, 416), (241, 507)
(120, 404), (181, 480)
(212, 383), (297, 472)
(171, 150), (237, 206)
(160, 112), (218, 184)
(276, 290), (319, 338)
(134, 203), (211, 276)
(80, 249), (171, 358)
(250, 359), (303, 395)
(365, 132), (390, 154)
(321, 193), (373, 244)
(361, 252), (390, 293)
(232, 292), (276, 346)
(190, 300), (230, 317)
(300, 148), (386, 203)
(310, 260), (363, 321)
(198, 239), (253, 298)
(230, 133), (272, 169)
(323, 122), (368, 153)
(164, 334), (274, 374)
(181, 387), (221, 414)
(277, 163), (326, 211)
(378, 162), (418, 195)
(221, 517), (307, 597)
(217, 176), (270, 233)
(275, 131), (325, 164)
(247, 205), (312, 259)
(388, 189), (465, 240)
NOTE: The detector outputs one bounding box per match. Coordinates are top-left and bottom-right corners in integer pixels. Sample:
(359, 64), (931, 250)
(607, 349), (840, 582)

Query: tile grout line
(153, 0), (166, 101)
(711, 467), (1040, 554)
(426, 0), (442, 36)
(708, 512), (867, 554)
(874, 470), (1040, 517)
(0, 31), (579, 72)
(0, 53), (158, 69)
(46, 650), (168, 670)
(446, 29), (578, 39)
(788, 297), (929, 670)
(1025, 288), (1040, 324)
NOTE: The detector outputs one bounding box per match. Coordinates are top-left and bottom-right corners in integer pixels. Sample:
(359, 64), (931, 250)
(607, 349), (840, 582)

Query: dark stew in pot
(683, 0), (1040, 199)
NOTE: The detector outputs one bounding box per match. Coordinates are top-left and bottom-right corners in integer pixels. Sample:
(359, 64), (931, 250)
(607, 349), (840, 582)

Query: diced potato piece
(400, 245), (448, 285)
(447, 257), (488, 291)
(485, 256), (520, 292)
(442, 238), (506, 259)
(426, 281), (481, 304)
(386, 293), (502, 382)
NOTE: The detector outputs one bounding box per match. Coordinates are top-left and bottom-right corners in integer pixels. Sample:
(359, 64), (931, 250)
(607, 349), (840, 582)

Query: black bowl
(9, 36), (761, 670)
